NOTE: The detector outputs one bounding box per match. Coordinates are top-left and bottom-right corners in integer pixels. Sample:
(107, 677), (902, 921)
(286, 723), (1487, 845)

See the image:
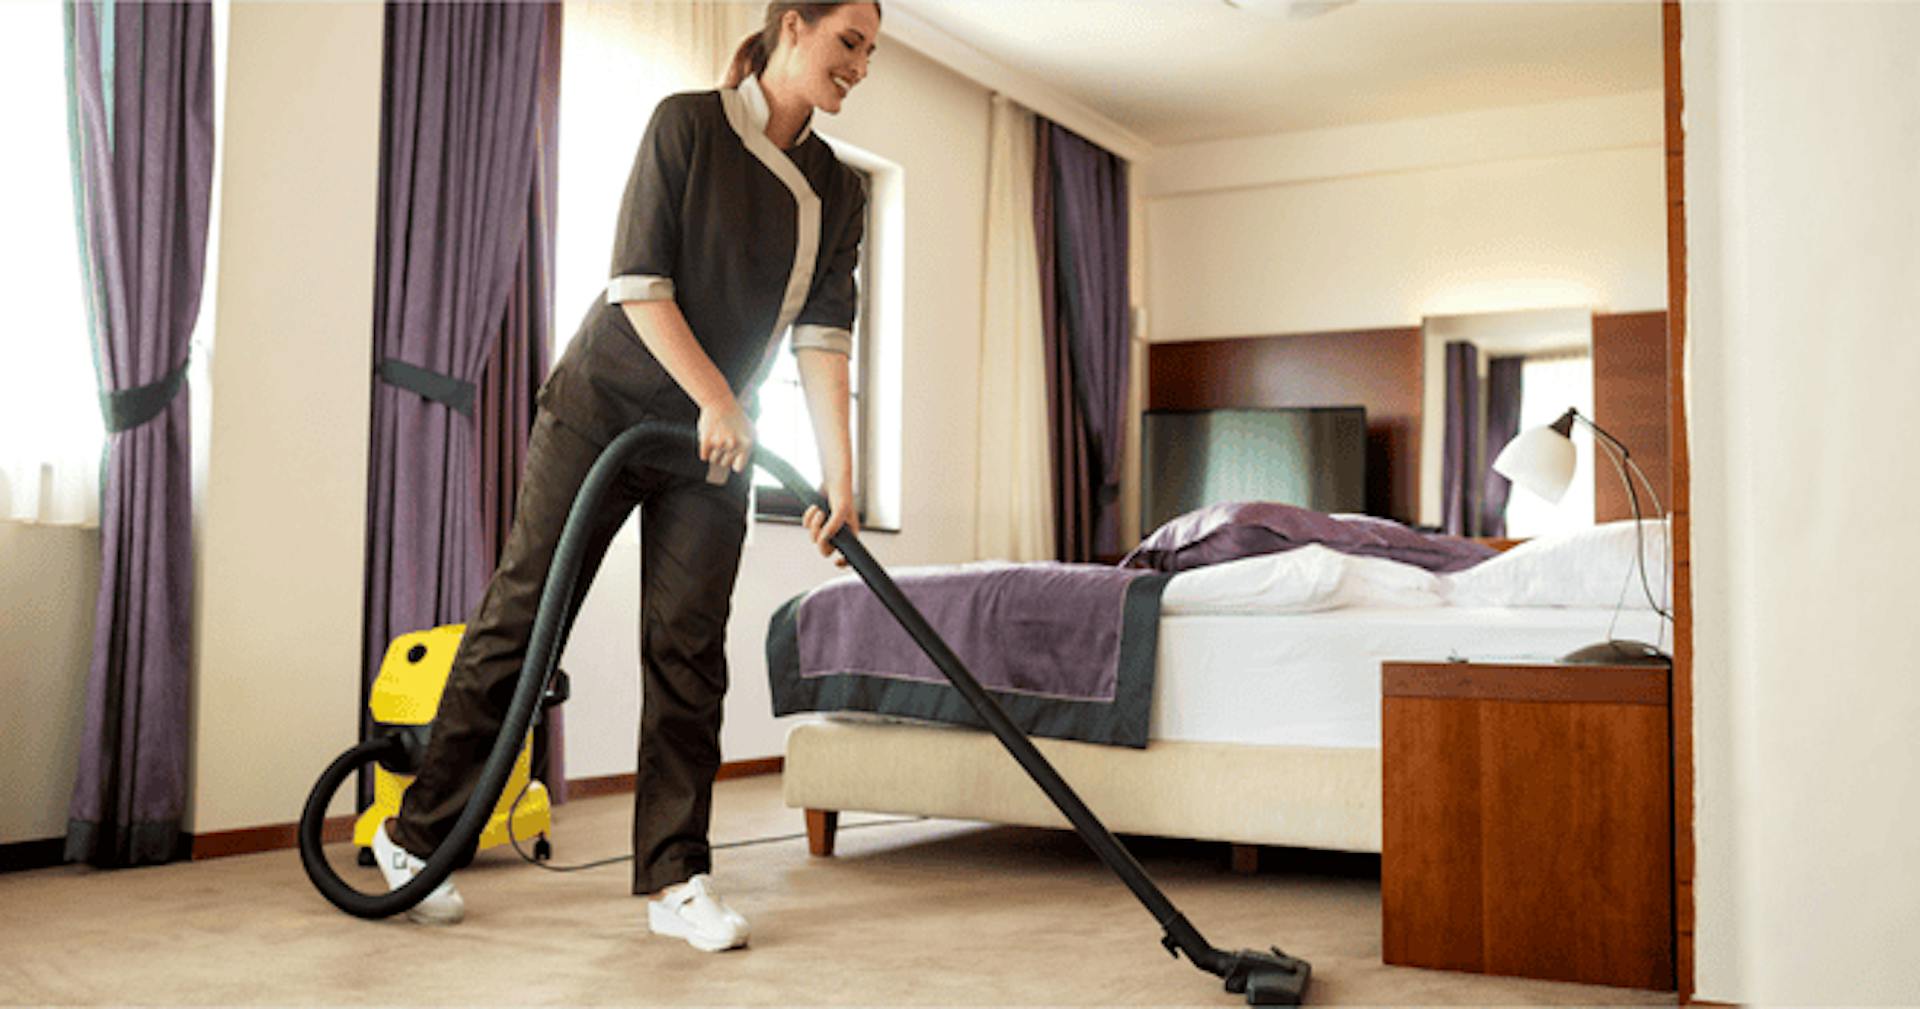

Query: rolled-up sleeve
(791, 181), (865, 357)
(607, 96), (695, 305)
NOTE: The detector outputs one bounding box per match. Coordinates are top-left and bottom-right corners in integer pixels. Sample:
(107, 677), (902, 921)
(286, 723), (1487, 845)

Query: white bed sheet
(1149, 606), (1669, 748)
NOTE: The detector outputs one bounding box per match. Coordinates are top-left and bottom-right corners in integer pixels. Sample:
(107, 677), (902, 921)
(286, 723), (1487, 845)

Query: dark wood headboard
(1147, 327), (1423, 523)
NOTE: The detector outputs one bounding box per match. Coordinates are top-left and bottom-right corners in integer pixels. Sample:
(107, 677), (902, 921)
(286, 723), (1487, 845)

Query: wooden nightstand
(1380, 660), (1675, 991)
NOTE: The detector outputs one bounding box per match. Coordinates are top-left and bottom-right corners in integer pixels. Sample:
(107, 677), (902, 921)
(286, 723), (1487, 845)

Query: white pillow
(1442, 519), (1671, 609)
(1337, 552), (1450, 609)
(1162, 545), (1443, 615)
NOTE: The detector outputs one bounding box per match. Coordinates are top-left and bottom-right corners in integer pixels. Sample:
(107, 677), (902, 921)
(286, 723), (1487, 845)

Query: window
(752, 168), (873, 523)
(0, 0), (104, 525)
(0, 1), (225, 527)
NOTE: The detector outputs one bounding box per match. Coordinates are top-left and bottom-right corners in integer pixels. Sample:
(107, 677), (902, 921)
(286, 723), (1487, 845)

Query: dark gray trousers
(392, 409), (748, 894)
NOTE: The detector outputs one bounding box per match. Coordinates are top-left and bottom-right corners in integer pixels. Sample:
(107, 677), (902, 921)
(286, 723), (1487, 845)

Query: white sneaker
(371, 821), (466, 925)
(647, 874), (749, 952)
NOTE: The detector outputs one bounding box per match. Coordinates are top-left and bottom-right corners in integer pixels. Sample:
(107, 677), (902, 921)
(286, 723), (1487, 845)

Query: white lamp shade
(1493, 423), (1577, 503)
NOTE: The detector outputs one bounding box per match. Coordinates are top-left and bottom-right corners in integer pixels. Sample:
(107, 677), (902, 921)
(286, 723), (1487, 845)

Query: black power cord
(502, 777), (926, 873)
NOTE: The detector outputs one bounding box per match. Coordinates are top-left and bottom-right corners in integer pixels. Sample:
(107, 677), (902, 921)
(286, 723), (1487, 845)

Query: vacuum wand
(762, 453), (1311, 1005)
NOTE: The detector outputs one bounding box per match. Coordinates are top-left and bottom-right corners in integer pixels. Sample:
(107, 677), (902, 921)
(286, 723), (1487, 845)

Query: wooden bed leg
(1229, 843), (1260, 875)
(805, 809), (839, 857)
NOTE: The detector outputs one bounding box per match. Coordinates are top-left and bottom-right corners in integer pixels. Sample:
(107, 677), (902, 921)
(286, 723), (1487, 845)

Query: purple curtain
(1040, 121), (1130, 561)
(1480, 355), (1524, 538)
(475, 5), (563, 801)
(1033, 125), (1091, 563)
(1440, 341), (1481, 536)
(363, 4), (555, 745)
(63, 0), (214, 867)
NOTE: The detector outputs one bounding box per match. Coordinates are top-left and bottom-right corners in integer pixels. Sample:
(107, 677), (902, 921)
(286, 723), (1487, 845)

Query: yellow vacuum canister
(352, 624), (552, 863)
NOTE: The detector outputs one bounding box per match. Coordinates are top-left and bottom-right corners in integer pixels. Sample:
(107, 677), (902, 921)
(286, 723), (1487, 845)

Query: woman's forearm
(795, 348), (853, 489)
(623, 299), (757, 476)
(621, 300), (734, 410)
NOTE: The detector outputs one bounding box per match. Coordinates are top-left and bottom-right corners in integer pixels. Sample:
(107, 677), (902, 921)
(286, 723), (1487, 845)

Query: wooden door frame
(1661, 1), (1697, 1001)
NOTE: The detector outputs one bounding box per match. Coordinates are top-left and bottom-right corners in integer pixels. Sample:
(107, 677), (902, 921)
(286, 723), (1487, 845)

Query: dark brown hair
(723, 2), (881, 89)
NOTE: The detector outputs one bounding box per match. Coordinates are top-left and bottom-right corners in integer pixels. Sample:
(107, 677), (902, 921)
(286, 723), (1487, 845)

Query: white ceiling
(891, 0), (1664, 146)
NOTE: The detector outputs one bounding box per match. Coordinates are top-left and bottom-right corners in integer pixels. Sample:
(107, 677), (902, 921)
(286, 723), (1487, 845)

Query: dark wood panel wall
(1592, 311), (1673, 523)
(1147, 327), (1423, 523)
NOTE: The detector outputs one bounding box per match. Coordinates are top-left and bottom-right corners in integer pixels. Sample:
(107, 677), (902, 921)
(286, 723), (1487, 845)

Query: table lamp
(1491, 407), (1672, 666)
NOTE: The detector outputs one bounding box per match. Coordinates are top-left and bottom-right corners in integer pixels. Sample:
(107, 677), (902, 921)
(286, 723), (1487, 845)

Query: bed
(774, 510), (1671, 863)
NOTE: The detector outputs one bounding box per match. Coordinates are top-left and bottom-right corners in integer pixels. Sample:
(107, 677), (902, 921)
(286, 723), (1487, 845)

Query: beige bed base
(783, 719), (1382, 865)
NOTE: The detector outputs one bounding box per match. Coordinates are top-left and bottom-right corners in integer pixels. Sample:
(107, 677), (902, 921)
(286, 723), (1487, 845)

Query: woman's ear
(781, 9), (803, 46)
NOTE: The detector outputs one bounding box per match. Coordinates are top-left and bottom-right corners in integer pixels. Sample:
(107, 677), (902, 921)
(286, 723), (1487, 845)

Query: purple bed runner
(767, 563), (1173, 748)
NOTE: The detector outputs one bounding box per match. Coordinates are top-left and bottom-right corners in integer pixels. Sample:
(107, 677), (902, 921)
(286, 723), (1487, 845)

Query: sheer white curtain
(555, 1), (756, 357)
(974, 95), (1053, 560)
(0, 0), (104, 525)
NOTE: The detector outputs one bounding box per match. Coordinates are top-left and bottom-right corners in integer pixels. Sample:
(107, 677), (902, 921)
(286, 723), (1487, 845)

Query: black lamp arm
(1563, 407), (1666, 519)
(1561, 407), (1632, 460)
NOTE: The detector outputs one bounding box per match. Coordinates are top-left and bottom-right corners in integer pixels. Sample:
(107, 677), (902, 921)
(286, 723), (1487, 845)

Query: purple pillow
(1122, 501), (1495, 574)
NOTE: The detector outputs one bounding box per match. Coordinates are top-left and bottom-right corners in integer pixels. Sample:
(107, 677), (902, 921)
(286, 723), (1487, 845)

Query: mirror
(1418, 307), (1597, 538)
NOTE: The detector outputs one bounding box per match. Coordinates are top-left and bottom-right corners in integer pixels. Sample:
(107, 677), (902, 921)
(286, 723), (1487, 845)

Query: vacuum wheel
(357, 847), (376, 868)
(534, 836), (552, 862)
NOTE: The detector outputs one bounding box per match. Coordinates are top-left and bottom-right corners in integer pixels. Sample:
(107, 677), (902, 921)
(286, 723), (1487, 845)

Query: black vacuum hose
(299, 421), (825, 919)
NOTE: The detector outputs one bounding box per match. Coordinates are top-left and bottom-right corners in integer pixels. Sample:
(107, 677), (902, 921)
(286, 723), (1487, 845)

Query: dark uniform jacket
(539, 75), (865, 483)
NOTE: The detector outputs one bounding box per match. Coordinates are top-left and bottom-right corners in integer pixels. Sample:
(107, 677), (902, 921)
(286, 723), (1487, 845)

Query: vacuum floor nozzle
(1221, 947), (1313, 1006)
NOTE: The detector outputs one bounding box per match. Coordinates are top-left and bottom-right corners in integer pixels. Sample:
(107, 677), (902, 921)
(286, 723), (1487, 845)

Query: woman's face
(771, 4), (880, 115)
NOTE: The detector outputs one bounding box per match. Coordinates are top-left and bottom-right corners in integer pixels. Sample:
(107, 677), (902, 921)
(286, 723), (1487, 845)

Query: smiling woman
(373, 0), (891, 952)
(0, 0), (103, 525)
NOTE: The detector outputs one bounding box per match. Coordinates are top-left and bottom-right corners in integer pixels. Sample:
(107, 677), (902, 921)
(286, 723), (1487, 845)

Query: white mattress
(1149, 606), (1669, 748)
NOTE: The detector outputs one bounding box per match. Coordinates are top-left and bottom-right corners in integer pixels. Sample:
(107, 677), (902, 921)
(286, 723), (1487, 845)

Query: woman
(372, 1), (882, 954)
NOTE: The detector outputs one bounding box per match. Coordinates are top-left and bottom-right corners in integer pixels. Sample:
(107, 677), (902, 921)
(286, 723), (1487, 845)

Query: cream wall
(1683, 2), (1920, 1003)
(189, 2), (383, 832)
(1142, 91), (1668, 343)
(0, 524), (98, 843)
(559, 41), (990, 776)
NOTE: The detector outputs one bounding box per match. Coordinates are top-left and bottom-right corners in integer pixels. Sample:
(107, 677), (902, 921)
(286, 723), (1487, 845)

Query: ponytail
(723, 31), (768, 89)
(722, 2), (882, 89)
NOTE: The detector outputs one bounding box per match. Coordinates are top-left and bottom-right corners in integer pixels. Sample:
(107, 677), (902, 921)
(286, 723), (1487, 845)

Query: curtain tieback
(100, 358), (189, 434)
(377, 358), (475, 417)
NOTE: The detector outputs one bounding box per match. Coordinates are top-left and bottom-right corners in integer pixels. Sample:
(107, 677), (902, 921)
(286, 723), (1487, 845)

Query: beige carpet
(0, 774), (1675, 1007)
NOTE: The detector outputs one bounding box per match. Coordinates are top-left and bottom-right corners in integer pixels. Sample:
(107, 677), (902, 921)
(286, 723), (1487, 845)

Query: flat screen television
(1140, 406), (1368, 537)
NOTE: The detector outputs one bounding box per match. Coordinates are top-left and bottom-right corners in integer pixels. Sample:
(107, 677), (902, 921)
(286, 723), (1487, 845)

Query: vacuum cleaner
(350, 623), (555, 867)
(298, 421), (1312, 1006)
